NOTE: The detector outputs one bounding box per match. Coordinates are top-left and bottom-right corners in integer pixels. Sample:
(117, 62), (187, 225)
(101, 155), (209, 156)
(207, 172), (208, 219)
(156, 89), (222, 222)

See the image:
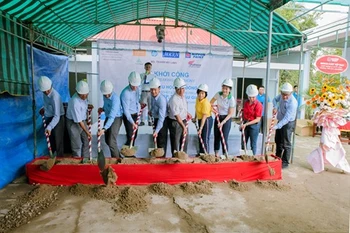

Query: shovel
(239, 108), (254, 157)
(174, 117), (190, 159)
(193, 120), (208, 155)
(265, 112), (277, 176)
(212, 105), (228, 159)
(148, 116), (164, 158)
(97, 111), (106, 172)
(40, 114), (56, 171)
(121, 105), (146, 157)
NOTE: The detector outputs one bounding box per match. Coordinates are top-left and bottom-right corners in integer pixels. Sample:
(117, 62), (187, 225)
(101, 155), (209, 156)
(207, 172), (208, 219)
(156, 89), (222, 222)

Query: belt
(142, 90), (150, 92)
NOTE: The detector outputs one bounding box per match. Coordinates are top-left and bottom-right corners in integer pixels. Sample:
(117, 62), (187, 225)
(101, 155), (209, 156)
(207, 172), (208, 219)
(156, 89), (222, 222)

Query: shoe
(139, 122), (145, 126)
(282, 163), (289, 169)
(148, 122), (152, 126)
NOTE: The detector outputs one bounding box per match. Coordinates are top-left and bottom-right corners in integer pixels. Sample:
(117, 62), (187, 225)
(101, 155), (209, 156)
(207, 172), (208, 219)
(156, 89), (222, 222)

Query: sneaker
(139, 122), (145, 126)
(282, 163), (289, 169)
(148, 122), (152, 126)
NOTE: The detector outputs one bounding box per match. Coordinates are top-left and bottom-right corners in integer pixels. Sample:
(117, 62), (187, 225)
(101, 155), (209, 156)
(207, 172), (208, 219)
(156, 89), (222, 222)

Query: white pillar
(300, 50), (311, 119)
(89, 41), (99, 123)
(343, 47), (350, 79)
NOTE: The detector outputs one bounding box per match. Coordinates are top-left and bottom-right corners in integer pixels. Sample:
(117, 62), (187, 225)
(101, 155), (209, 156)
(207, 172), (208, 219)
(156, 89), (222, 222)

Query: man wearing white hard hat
(66, 80), (93, 158)
(149, 78), (168, 154)
(140, 62), (155, 126)
(210, 78), (236, 158)
(193, 84), (213, 155)
(167, 77), (192, 156)
(272, 82), (298, 169)
(38, 76), (65, 157)
(120, 71), (144, 147)
(240, 84), (263, 155)
(98, 80), (123, 158)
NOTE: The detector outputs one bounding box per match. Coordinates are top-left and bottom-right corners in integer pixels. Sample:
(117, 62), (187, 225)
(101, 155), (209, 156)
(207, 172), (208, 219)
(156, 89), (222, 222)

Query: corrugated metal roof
(91, 19), (230, 46)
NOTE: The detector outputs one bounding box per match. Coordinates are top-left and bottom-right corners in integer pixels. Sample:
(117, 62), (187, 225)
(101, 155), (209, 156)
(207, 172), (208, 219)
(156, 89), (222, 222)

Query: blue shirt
(66, 93), (88, 123)
(292, 92), (301, 107)
(43, 88), (65, 131)
(103, 92), (123, 130)
(150, 93), (167, 133)
(120, 85), (140, 124)
(272, 94), (298, 129)
(256, 93), (270, 116)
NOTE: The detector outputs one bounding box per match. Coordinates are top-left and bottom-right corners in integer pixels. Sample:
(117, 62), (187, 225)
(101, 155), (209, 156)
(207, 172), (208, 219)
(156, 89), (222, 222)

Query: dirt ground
(0, 135), (349, 233)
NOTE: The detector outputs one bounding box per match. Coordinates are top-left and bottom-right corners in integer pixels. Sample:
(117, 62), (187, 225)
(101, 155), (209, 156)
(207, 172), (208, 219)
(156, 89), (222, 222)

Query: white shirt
(214, 92), (235, 115)
(167, 93), (187, 120)
(66, 93), (88, 123)
(140, 72), (156, 91)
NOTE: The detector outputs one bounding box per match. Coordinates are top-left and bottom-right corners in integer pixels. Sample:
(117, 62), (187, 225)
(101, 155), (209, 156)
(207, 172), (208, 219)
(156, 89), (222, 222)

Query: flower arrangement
(305, 77), (350, 112)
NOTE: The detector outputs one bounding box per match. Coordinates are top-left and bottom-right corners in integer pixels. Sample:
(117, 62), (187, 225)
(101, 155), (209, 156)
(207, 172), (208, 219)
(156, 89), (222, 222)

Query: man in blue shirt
(66, 80), (93, 158)
(292, 85), (302, 119)
(38, 76), (65, 157)
(256, 85), (270, 133)
(272, 82), (298, 169)
(140, 62), (156, 126)
(120, 71), (143, 146)
(98, 80), (123, 158)
(149, 78), (168, 155)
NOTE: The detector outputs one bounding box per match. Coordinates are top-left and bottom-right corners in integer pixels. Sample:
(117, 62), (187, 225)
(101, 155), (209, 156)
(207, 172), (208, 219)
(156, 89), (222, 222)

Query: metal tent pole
(241, 59), (246, 109)
(291, 36), (304, 164)
(74, 49), (78, 85)
(261, 10), (273, 156)
(30, 25), (37, 158)
(342, 6), (350, 69)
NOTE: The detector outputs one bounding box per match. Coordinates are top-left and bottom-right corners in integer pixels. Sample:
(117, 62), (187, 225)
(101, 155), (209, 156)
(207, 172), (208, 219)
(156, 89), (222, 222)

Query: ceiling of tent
(0, 0), (303, 59)
(292, 0), (350, 6)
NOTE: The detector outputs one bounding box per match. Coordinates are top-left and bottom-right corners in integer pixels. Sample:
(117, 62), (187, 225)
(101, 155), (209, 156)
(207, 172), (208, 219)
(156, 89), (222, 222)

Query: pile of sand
(120, 147), (136, 157)
(174, 151), (188, 160)
(149, 148), (165, 158)
(92, 186), (121, 200)
(229, 180), (250, 192)
(148, 183), (176, 197)
(0, 185), (61, 233)
(199, 154), (217, 163)
(255, 180), (291, 191)
(114, 187), (148, 214)
(180, 180), (213, 195)
(69, 184), (95, 196)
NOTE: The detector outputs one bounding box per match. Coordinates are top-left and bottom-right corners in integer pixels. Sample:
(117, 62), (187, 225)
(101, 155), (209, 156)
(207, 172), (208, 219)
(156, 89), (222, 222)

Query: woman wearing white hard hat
(97, 80), (123, 159)
(149, 78), (168, 154)
(210, 78), (236, 157)
(66, 80), (94, 158)
(120, 71), (144, 147)
(272, 82), (298, 169)
(38, 76), (65, 157)
(167, 77), (192, 156)
(192, 84), (213, 155)
(240, 84), (263, 155)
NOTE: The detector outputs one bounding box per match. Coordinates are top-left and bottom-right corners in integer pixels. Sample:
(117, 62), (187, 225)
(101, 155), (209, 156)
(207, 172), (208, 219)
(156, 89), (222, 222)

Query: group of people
(39, 61), (298, 169)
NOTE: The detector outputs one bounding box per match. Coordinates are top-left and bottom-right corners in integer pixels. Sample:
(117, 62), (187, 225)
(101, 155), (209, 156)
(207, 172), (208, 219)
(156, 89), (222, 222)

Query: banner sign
(315, 55), (348, 74)
(98, 40), (233, 115)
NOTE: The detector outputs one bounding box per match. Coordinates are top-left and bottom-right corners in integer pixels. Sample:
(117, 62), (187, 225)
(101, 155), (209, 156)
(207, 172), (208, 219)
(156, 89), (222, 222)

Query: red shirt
(243, 100), (263, 121)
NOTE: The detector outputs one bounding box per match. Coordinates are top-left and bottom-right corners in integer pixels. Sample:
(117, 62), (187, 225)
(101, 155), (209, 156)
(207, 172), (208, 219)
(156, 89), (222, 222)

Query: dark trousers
(66, 118), (89, 158)
(198, 117), (213, 154)
(260, 116), (264, 133)
(46, 115), (65, 157)
(154, 118), (168, 154)
(214, 115), (231, 154)
(123, 114), (138, 146)
(241, 122), (260, 155)
(105, 117), (122, 158)
(168, 117), (188, 156)
(275, 121), (295, 165)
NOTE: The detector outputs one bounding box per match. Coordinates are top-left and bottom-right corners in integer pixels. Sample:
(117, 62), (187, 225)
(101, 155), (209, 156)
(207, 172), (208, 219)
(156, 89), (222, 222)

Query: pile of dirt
(199, 154), (217, 163)
(101, 166), (118, 185)
(69, 183), (96, 196)
(114, 187), (148, 214)
(148, 183), (176, 197)
(119, 158), (149, 164)
(180, 180), (213, 195)
(255, 180), (291, 191)
(238, 155), (258, 162)
(120, 147), (136, 157)
(92, 185), (120, 200)
(0, 185), (61, 233)
(40, 157), (56, 171)
(174, 151), (188, 160)
(229, 180), (250, 192)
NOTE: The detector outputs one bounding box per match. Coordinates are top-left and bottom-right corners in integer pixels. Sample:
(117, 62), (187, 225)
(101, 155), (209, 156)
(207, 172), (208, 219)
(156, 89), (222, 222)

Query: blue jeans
(198, 116), (213, 154)
(241, 123), (260, 155)
(214, 115), (231, 154)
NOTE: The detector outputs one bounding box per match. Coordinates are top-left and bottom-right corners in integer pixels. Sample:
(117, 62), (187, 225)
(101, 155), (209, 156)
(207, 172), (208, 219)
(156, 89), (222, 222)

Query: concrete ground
(0, 135), (349, 233)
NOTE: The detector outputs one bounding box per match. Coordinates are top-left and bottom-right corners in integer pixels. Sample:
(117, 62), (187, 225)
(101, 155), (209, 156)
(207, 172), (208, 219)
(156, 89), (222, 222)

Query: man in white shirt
(140, 62), (155, 126)
(167, 77), (192, 157)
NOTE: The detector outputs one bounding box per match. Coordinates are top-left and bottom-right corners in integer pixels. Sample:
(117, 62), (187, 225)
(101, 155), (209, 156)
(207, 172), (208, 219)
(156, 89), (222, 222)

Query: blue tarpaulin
(0, 46), (69, 189)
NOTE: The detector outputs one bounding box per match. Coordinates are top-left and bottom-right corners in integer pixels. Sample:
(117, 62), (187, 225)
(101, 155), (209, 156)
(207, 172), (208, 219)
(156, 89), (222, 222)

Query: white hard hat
(173, 78), (186, 89)
(100, 80), (113, 95)
(280, 83), (293, 93)
(128, 71), (141, 86)
(76, 80), (89, 94)
(222, 78), (233, 88)
(38, 76), (52, 92)
(149, 78), (161, 89)
(197, 84), (208, 92)
(246, 84), (259, 97)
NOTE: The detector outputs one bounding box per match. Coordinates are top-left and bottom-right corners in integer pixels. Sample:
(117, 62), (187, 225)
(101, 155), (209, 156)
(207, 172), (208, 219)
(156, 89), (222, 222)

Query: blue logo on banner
(192, 53), (205, 59)
(185, 52), (191, 58)
(162, 51), (180, 58)
(151, 50), (158, 57)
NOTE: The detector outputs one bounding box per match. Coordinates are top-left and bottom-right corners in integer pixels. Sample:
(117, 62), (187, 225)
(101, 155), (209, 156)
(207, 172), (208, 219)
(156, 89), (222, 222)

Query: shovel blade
(239, 149), (254, 156)
(97, 150), (106, 172)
